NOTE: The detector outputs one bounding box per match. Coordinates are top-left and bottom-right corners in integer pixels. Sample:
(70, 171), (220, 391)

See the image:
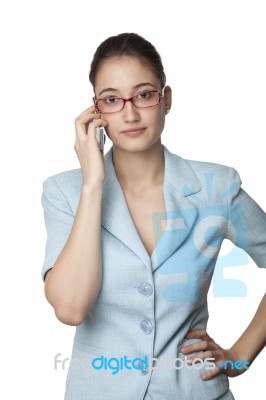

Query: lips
(121, 127), (146, 136)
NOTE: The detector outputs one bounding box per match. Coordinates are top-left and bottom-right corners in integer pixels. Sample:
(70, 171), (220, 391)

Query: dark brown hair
(89, 32), (166, 92)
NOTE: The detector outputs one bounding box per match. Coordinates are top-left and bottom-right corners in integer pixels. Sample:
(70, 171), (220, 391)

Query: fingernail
(181, 348), (189, 354)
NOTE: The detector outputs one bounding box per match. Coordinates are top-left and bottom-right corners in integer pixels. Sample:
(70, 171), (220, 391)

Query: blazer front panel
(41, 145), (266, 400)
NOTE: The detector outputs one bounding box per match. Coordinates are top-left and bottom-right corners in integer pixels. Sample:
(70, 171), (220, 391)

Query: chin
(113, 143), (146, 153)
(112, 137), (161, 154)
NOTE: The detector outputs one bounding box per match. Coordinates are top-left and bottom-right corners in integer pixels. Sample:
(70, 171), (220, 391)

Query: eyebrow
(98, 82), (158, 97)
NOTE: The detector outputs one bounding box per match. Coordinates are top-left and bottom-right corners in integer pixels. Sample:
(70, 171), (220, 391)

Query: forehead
(95, 56), (160, 95)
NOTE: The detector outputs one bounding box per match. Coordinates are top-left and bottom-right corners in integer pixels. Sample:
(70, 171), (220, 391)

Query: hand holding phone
(74, 105), (108, 185)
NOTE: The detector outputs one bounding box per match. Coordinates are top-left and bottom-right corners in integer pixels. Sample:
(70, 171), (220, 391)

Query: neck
(112, 141), (165, 195)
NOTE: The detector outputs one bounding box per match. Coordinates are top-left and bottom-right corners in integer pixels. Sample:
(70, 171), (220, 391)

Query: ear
(163, 85), (172, 115)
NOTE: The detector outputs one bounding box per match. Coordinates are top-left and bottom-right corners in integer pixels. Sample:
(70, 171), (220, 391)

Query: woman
(41, 33), (266, 399)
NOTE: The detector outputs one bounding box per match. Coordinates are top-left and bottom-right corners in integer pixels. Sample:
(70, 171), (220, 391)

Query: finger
(185, 330), (207, 339)
(75, 118), (108, 141)
(186, 350), (217, 364)
(87, 118), (109, 140)
(181, 340), (218, 354)
(74, 107), (101, 129)
(75, 111), (101, 127)
(185, 330), (215, 345)
(202, 366), (222, 381)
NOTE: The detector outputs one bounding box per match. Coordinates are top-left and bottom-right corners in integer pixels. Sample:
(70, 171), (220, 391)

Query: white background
(0, 0), (265, 398)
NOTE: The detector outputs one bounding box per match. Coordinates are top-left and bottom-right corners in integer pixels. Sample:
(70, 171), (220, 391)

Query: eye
(104, 96), (119, 104)
(136, 91), (152, 99)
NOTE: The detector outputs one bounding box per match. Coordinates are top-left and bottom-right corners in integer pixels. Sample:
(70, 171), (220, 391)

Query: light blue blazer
(41, 144), (266, 400)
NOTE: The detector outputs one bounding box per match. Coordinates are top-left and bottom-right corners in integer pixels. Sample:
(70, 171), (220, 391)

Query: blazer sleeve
(41, 176), (75, 282)
(226, 167), (266, 268)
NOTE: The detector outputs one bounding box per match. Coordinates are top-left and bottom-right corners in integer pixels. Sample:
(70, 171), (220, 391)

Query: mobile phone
(96, 126), (105, 151)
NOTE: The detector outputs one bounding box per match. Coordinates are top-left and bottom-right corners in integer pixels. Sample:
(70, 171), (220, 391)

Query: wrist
(227, 345), (251, 367)
(82, 181), (104, 192)
(223, 347), (251, 376)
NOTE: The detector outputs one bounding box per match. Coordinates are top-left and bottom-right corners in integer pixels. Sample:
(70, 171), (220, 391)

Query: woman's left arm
(181, 292), (266, 380)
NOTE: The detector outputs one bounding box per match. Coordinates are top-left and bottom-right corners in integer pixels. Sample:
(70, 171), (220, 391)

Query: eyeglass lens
(96, 91), (161, 113)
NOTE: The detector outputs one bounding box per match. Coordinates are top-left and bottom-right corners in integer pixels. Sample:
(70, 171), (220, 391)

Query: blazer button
(140, 319), (153, 334)
(140, 368), (149, 375)
(135, 360), (149, 375)
(137, 282), (153, 297)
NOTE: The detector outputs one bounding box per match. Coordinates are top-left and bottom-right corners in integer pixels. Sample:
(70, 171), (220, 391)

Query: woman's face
(94, 56), (171, 153)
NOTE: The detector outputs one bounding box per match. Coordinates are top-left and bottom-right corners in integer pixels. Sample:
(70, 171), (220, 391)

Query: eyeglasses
(93, 89), (164, 114)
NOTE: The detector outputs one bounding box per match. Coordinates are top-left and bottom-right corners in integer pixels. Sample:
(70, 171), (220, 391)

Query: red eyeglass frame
(93, 89), (164, 114)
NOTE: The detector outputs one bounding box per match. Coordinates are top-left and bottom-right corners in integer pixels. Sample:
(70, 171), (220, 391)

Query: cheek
(102, 117), (118, 137)
(154, 110), (165, 131)
(144, 108), (164, 128)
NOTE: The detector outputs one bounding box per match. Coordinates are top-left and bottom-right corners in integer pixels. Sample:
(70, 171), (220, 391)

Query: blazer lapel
(151, 146), (202, 272)
(101, 145), (202, 273)
(101, 147), (152, 270)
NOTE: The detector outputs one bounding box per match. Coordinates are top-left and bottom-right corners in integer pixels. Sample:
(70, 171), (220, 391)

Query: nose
(122, 99), (140, 122)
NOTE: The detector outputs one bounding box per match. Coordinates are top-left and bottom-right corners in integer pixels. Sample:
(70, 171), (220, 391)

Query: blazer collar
(101, 144), (202, 272)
